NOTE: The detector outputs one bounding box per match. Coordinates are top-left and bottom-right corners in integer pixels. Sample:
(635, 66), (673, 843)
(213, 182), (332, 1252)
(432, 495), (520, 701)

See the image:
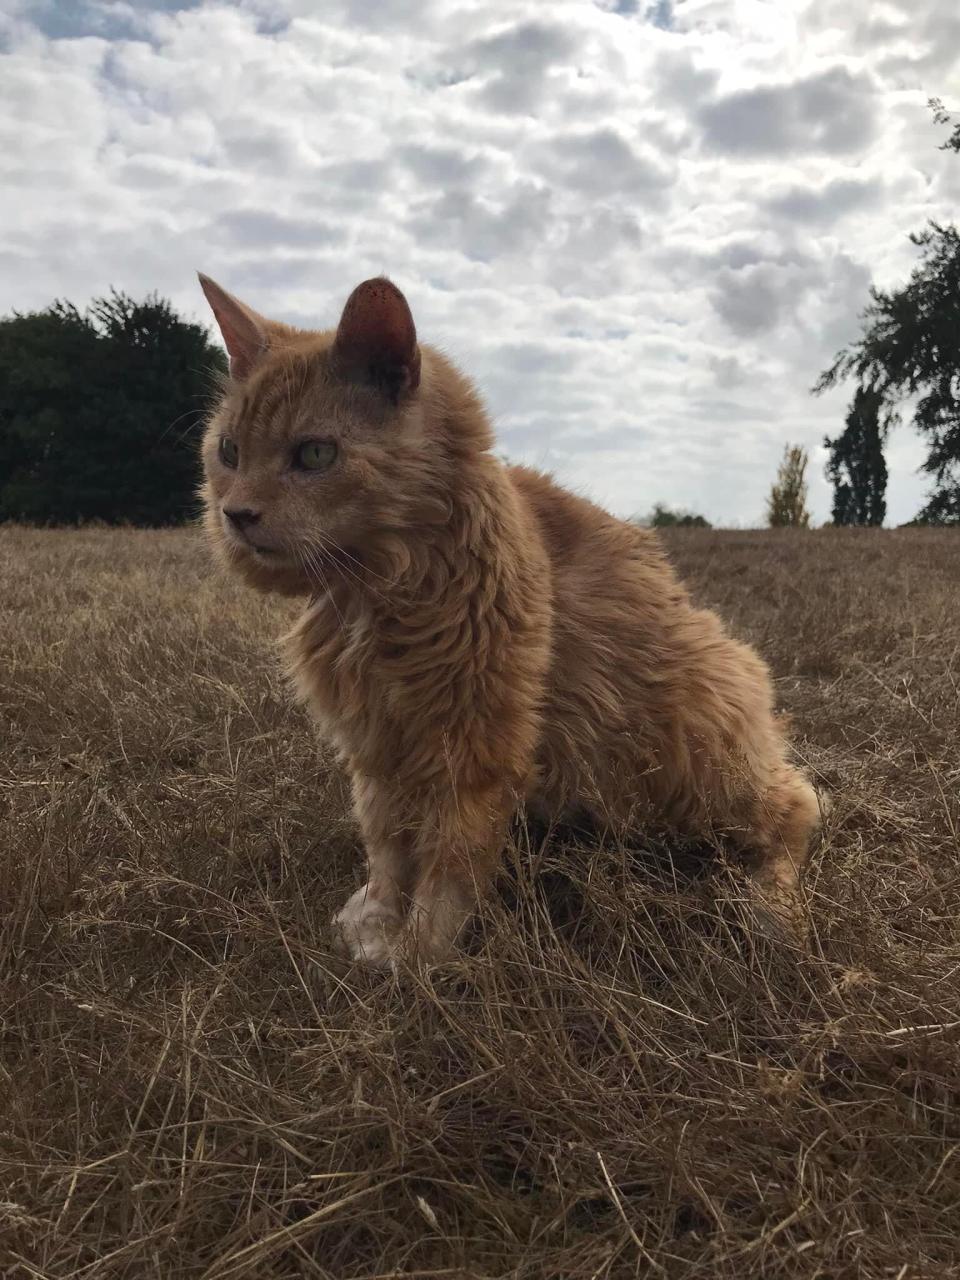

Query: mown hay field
(1, 524), (959, 1279)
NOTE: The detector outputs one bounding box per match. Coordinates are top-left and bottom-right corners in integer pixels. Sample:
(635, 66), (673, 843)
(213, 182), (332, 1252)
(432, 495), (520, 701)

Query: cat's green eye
(294, 439), (338, 471)
(219, 436), (239, 468)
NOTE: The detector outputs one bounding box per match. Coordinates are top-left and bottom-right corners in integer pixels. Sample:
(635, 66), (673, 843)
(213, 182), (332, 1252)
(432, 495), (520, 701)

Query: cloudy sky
(2, 0), (958, 525)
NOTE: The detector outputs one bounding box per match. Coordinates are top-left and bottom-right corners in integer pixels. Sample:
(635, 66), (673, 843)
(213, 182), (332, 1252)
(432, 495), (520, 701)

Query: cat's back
(507, 464), (683, 609)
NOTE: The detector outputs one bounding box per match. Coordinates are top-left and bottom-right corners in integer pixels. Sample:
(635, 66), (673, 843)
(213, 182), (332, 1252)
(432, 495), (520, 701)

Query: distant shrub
(642, 503), (711, 528)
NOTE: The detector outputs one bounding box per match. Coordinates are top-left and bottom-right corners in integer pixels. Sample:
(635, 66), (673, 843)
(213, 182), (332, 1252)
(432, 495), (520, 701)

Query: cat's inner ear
(198, 273), (269, 382)
(332, 278), (421, 401)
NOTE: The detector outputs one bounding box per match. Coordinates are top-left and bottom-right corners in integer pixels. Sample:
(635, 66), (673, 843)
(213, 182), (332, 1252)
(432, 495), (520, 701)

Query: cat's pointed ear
(332, 277), (421, 401)
(198, 273), (269, 381)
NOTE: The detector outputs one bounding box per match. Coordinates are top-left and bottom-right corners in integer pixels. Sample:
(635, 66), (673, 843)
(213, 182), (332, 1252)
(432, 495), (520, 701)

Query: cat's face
(199, 276), (428, 596)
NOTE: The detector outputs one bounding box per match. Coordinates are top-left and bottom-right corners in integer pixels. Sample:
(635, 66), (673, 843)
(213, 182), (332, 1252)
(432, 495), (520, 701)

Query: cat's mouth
(229, 529), (287, 560)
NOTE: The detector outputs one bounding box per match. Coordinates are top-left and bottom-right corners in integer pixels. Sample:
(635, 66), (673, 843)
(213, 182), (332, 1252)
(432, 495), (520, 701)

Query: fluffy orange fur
(199, 274), (820, 968)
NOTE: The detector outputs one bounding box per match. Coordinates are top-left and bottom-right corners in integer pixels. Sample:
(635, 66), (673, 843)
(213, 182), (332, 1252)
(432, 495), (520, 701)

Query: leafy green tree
(815, 103), (960, 525)
(824, 386), (889, 525)
(0, 291), (226, 525)
(646, 503), (711, 528)
(767, 445), (811, 528)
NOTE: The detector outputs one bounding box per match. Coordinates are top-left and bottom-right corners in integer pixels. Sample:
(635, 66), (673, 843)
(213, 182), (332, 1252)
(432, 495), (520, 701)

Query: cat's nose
(223, 506), (261, 530)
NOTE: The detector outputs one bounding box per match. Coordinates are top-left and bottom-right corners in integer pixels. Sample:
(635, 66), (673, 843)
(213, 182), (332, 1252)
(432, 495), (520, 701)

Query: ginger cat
(199, 274), (820, 969)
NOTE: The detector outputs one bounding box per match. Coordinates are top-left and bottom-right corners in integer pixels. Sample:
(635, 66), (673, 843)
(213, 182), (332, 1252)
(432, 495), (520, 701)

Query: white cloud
(1, 0), (957, 525)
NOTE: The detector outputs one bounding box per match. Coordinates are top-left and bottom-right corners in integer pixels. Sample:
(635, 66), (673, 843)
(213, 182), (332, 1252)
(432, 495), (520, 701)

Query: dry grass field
(1, 523), (959, 1279)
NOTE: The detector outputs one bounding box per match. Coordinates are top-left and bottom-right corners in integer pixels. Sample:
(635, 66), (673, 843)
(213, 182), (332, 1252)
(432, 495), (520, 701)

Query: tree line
(0, 292), (225, 525)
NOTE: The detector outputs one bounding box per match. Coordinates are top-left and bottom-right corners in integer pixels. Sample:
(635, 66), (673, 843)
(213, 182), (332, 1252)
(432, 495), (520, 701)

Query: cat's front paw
(331, 885), (402, 970)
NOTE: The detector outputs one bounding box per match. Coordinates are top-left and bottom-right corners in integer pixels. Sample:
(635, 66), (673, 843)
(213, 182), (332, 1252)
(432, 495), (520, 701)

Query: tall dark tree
(824, 386), (888, 526)
(815, 104), (960, 525)
(0, 291), (226, 526)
